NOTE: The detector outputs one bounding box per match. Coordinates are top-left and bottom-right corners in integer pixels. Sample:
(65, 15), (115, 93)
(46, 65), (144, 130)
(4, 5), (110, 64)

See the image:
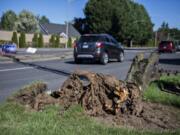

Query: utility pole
(65, 1), (70, 49)
(65, 22), (69, 48)
(167, 33), (170, 40)
(154, 31), (157, 47)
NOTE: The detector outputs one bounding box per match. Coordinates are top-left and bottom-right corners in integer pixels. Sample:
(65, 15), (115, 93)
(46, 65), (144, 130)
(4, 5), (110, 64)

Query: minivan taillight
(170, 42), (173, 48)
(96, 42), (103, 48)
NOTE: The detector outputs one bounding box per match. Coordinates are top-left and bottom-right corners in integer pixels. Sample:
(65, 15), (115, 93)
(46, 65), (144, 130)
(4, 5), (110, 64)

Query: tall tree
(39, 16), (50, 24)
(84, 0), (113, 34)
(83, 0), (153, 45)
(1, 10), (17, 30)
(157, 22), (180, 41)
(73, 18), (89, 34)
(15, 10), (39, 33)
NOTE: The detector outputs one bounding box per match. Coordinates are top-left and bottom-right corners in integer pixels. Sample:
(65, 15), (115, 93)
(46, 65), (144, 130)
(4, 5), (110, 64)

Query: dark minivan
(73, 34), (124, 65)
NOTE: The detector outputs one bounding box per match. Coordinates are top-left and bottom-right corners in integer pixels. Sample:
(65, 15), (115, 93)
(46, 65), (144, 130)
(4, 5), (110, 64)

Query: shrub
(11, 31), (18, 45)
(49, 35), (55, 47)
(55, 35), (60, 48)
(32, 33), (38, 47)
(19, 32), (26, 48)
(67, 37), (72, 48)
(38, 33), (44, 48)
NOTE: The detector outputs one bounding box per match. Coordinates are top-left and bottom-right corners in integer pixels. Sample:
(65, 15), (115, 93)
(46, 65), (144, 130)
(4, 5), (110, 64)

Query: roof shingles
(40, 23), (81, 37)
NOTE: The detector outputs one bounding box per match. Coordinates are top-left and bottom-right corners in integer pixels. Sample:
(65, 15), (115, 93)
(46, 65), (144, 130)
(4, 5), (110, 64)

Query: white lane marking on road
(0, 67), (33, 72)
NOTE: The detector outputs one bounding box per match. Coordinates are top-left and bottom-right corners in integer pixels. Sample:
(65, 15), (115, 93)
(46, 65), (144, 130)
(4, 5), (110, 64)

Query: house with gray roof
(39, 23), (81, 38)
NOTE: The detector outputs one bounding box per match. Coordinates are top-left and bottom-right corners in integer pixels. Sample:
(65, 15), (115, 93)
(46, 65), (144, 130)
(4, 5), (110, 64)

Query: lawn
(0, 103), (178, 135)
(143, 75), (180, 108)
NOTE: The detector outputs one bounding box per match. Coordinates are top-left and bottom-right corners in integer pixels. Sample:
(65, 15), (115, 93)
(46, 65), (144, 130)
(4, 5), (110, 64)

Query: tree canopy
(1, 10), (17, 30)
(39, 15), (50, 24)
(74, 0), (153, 45)
(157, 22), (180, 42)
(14, 10), (39, 33)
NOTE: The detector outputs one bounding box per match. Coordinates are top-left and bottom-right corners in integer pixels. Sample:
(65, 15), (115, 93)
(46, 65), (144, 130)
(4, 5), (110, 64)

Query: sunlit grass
(144, 75), (180, 108)
(0, 103), (178, 135)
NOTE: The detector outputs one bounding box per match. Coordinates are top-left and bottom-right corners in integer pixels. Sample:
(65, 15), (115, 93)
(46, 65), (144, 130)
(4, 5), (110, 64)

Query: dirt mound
(95, 102), (180, 131)
(8, 82), (58, 110)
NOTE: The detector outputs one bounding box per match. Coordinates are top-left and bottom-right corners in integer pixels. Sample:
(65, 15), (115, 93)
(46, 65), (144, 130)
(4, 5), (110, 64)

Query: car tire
(117, 52), (124, 62)
(100, 52), (109, 65)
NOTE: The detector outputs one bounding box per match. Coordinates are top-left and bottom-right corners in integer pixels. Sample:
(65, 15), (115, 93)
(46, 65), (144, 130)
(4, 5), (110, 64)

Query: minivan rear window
(79, 36), (104, 43)
(160, 41), (172, 45)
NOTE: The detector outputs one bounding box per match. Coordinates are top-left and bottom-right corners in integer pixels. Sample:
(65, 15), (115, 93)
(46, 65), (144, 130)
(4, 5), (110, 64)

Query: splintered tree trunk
(126, 52), (160, 91)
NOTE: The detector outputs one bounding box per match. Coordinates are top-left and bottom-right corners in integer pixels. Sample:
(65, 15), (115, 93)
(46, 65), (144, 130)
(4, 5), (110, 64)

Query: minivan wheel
(117, 52), (124, 62)
(101, 52), (109, 65)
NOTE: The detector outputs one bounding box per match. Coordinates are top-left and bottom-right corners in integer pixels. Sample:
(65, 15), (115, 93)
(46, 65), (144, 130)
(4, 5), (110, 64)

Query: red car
(158, 41), (176, 53)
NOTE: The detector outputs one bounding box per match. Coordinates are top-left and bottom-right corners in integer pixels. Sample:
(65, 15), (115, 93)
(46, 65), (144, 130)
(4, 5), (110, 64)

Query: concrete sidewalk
(0, 51), (73, 63)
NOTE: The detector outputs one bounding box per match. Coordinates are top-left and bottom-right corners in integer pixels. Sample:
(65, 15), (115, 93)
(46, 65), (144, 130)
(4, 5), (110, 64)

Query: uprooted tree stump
(58, 71), (141, 116)
(9, 52), (160, 116)
(8, 52), (180, 131)
(55, 52), (160, 116)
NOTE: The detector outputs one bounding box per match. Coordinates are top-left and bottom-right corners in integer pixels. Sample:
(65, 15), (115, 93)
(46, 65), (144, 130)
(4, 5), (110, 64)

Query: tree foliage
(74, 0), (153, 45)
(1, 10), (17, 30)
(11, 31), (18, 45)
(15, 10), (39, 33)
(39, 16), (50, 24)
(19, 32), (26, 48)
(157, 22), (180, 42)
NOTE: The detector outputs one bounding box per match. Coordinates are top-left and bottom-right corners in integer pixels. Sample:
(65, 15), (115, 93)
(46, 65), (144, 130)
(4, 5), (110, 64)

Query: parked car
(0, 44), (2, 54)
(158, 41), (176, 53)
(73, 34), (124, 65)
(2, 43), (17, 54)
(176, 44), (180, 51)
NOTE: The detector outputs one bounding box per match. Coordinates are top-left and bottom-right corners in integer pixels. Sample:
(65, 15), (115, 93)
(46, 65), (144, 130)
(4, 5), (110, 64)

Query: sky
(0, 0), (179, 30)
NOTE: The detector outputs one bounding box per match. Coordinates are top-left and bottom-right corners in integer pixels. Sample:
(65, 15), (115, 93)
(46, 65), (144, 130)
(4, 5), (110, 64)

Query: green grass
(0, 103), (178, 135)
(160, 75), (180, 86)
(144, 75), (180, 108)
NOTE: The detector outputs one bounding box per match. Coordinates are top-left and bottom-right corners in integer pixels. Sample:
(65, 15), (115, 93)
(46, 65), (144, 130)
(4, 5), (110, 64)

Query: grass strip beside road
(0, 103), (178, 135)
(143, 75), (180, 108)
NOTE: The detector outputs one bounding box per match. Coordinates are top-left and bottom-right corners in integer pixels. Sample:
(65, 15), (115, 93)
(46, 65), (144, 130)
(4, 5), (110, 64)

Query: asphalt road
(0, 50), (179, 102)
